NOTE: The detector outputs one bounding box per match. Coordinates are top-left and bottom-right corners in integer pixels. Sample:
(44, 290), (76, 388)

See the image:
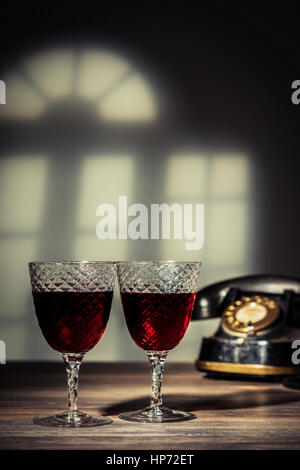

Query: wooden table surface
(0, 362), (300, 450)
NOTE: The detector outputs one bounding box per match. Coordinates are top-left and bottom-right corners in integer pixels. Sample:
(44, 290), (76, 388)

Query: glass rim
(28, 261), (115, 266)
(116, 260), (202, 265)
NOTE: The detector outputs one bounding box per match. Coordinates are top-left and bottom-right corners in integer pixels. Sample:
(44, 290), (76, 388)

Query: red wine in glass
(29, 261), (116, 428)
(33, 291), (113, 353)
(117, 261), (201, 423)
(121, 292), (196, 351)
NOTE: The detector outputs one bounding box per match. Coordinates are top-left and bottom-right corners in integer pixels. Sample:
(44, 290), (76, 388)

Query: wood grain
(0, 362), (300, 450)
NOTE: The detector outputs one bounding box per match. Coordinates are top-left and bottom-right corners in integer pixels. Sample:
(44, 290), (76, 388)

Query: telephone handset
(192, 274), (300, 380)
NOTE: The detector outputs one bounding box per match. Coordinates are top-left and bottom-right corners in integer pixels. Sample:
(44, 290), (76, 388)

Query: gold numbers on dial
(221, 296), (280, 336)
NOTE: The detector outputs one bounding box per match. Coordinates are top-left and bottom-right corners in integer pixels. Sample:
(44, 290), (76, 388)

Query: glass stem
(62, 352), (84, 417)
(146, 350), (168, 414)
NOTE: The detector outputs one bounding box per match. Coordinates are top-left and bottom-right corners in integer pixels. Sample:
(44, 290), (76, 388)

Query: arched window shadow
(0, 46), (164, 361)
(0, 46), (252, 362)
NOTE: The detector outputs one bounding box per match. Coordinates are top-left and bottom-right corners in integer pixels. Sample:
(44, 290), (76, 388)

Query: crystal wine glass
(117, 260), (202, 423)
(29, 261), (116, 427)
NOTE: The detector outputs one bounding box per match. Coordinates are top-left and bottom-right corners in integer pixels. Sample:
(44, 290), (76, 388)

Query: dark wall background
(1, 3), (299, 274)
(0, 3), (299, 361)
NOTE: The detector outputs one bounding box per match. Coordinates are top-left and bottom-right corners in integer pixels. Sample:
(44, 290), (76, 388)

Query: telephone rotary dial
(191, 274), (300, 380)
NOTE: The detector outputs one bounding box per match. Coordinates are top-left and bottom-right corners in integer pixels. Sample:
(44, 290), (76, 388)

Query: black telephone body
(192, 275), (300, 381)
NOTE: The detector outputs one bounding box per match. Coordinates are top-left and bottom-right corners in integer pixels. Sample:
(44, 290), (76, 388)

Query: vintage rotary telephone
(192, 275), (300, 381)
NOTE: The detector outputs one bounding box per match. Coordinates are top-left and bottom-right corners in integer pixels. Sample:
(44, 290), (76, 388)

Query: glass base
(33, 410), (113, 427)
(119, 406), (196, 423)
